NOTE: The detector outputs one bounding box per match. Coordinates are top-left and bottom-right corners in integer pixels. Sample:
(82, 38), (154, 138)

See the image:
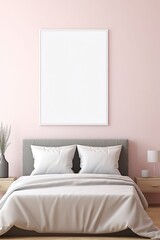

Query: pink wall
(0, 0), (160, 202)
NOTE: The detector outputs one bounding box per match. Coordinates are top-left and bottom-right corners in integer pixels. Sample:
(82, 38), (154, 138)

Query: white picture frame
(40, 29), (108, 125)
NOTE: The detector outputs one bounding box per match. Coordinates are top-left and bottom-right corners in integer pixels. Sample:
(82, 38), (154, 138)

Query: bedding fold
(0, 174), (160, 239)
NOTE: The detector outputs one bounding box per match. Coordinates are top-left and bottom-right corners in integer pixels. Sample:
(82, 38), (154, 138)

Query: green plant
(0, 123), (11, 155)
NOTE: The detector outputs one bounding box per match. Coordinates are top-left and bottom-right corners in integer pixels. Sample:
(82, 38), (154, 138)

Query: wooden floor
(1, 207), (160, 240)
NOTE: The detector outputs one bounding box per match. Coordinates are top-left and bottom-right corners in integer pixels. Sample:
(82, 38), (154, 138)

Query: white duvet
(0, 174), (160, 239)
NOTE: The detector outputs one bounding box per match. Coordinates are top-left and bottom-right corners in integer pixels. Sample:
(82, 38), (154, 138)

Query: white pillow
(31, 145), (76, 175)
(77, 145), (122, 174)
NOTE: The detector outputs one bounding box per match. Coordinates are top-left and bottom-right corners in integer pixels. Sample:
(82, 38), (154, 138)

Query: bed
(0, 139), (160, 239)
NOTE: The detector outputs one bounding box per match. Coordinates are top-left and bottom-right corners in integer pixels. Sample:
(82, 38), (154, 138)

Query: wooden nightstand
(0, 177), (16, 197)
(136, 177), (160, 193)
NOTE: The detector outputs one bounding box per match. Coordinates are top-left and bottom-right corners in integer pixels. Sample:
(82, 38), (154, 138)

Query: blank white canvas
(40, 29), (108, 125)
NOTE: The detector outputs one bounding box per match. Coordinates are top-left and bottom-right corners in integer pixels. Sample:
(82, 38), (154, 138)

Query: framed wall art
(40, 29), (108, 125)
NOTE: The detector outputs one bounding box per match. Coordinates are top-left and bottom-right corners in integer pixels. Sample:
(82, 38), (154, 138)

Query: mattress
(0, 174), (160, 239)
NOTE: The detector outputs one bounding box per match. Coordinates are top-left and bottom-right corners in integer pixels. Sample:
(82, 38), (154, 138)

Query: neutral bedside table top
(0, 177), (16, 180)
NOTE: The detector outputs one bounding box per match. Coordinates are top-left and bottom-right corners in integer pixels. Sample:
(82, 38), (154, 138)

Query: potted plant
(0, 123), (11, 178)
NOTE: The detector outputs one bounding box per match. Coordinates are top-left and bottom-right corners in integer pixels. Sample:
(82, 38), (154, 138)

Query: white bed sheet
(0, 174), (160, 239)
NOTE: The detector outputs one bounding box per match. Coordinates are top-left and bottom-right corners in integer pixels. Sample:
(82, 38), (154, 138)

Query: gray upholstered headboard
(23, 139), (128, 176)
